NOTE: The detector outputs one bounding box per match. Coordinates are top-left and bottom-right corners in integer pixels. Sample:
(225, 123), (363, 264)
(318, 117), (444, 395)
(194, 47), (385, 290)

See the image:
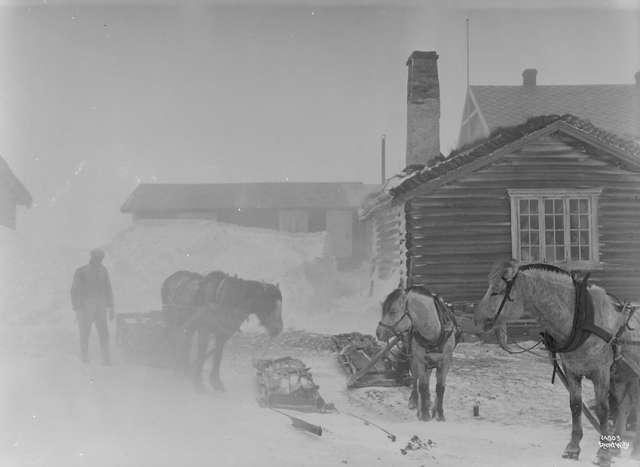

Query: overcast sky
(1, 1), (639, 246)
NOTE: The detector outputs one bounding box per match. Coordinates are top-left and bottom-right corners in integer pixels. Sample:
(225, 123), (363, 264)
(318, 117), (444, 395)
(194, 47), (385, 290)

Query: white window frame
(508, 188), (603, 270)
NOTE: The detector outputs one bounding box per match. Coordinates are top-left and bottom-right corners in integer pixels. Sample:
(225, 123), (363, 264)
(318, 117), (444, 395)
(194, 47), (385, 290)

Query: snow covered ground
(1, 319), (638, 467)
(2, 223), (639, 466)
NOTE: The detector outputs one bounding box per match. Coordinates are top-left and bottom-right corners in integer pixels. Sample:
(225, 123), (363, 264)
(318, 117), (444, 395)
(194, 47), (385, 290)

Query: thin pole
(380, 134), (386, 184)
(466, 17), (470, 88)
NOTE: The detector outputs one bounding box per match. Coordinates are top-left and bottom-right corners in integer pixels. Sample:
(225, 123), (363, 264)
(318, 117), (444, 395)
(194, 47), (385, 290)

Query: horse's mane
(519, 263), (572, 277)
(407, 285), (437, 297)
(382, 288), (403, 315)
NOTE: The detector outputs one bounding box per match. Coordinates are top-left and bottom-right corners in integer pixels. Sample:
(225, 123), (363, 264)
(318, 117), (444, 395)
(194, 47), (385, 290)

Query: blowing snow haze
(1, 2), (638, 245)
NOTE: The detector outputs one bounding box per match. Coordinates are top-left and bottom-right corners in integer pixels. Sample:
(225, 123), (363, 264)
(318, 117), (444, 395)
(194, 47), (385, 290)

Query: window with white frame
(508, 189), (602, 269)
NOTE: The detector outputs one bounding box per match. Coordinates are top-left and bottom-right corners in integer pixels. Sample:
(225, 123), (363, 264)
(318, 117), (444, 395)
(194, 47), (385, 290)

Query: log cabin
(361, 52), (640, 310)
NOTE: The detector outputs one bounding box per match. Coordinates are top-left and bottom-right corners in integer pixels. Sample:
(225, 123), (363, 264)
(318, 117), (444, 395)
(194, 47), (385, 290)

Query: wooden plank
(347, 335), (401, 389)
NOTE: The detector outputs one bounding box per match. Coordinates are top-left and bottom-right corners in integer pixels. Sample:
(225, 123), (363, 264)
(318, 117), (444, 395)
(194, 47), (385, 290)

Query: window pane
(570, 230), (579, 244)
(556, 246), (565, 261)
(545, 246), (555, 262)
(580, 199), (589, 213)
(569, 199), (579, 213)
(544, 199), (553, 212)
(520, 199), (529, 213)
(521, 248), (530, 262)
(530, 200), (539, 214)
(545, 215), (553, 230)
(580, 246), (590, 260)
(580, 215), (589, 229)
(555, 215), (563, 229)
(520, 216), (529, 229)
(545, 231), (554, 244)
(531, 215), (539, 229)
(556, 230), (564, 244)
(580, 230), (590, 244)
(531, 247), (540, 261)
(530, 231), (539, 246)
(520, 231), (529, 245)
(571, 246), (579, 259)
(554, 199), (563, 211)
(570, 215), (579, 229)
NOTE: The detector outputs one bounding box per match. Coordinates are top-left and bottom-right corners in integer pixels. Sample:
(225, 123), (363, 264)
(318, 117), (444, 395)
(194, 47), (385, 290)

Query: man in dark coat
(71, 248), (114, 364)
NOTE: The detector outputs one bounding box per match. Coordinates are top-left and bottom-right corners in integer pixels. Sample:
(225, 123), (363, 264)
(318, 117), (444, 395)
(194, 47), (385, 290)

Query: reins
(486, 273), (518, 329)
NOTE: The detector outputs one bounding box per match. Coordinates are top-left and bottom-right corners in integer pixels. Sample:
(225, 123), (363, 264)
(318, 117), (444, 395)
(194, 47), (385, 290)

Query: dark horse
(376, 286), (459, 421)
(162, 270), (283, 391)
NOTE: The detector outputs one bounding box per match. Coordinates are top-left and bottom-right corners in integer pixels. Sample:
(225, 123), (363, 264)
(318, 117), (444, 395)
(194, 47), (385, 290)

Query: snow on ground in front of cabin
(1, 318), (637, 467)
(3, 224), (638, 466)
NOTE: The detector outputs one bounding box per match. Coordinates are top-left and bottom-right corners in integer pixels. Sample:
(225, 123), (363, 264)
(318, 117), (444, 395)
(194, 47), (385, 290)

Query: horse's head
(474, 258), (525, 332)
(376, 288), (412, 341)
(254, 282), (283, 338)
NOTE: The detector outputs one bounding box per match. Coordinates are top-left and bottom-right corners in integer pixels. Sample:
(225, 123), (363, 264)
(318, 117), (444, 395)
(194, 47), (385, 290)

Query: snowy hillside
(105, 220), (331, 325)
(2, 220), (366, 330)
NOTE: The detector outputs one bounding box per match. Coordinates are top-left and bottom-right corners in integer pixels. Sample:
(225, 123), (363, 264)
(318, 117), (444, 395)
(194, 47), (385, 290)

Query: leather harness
(379, 288), (461, 355)
(489, 264), (637, 383)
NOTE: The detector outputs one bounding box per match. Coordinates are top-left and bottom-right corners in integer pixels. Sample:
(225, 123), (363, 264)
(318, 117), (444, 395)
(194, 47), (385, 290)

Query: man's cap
(90, 248), (105, 259)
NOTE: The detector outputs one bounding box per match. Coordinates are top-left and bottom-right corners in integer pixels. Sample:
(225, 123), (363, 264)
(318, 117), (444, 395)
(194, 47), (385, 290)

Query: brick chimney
(522, 68), (537, 87)
(406, 51), (440, 167)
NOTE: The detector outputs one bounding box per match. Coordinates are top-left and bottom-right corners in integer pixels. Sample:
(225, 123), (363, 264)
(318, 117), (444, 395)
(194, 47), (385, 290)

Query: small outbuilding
(121, 182), (376, 265)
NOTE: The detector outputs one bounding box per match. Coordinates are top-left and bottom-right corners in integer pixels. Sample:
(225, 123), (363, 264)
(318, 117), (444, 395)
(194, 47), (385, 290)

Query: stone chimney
(406, 51), (440, 167)
(522, 68), (537, 87)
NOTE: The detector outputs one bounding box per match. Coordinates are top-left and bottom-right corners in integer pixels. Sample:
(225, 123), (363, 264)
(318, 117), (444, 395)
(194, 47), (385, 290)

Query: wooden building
(459, 68), (640, 147)
(361, 115), (640, 306)
(121, 182), (376, 264)
(0, 156), (32, 230)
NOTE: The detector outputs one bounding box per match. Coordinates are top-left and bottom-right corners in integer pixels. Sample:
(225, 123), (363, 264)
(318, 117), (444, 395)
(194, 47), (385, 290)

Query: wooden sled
(255, 357), (335, 413)
(332, 334), (412, 389)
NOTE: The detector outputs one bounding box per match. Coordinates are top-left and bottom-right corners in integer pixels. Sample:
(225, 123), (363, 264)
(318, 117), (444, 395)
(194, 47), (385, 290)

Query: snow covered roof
(0, 156), (32, 207)
(359, 114), (640, 219)
(122, 182), (377, 213)
(469, 82), (640, 141)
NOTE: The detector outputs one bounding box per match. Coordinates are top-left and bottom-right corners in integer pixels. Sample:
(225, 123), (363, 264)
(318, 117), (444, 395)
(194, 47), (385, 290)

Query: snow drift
(105, 220), (330, 326)
(1, 221), (343, 329)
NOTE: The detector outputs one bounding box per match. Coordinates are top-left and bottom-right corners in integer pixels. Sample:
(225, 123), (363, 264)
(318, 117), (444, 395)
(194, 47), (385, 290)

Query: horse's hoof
(592, 457), (611, 467)
(436, 414), (445, 422)
(211, 380), (226, 392)
(592, 450), (612, 467)
(408, 400), (417, 410)
(561, 449), (580, 460)
(417, 412), (431, 422)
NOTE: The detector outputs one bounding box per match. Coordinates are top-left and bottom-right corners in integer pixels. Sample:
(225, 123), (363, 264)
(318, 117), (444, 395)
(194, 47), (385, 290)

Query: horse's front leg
(593, 369), (613, 466)
(192, 328), (210, 393)
(209, 334), (229, 392)
(412, 350), (431, 422)
(433, 362), (449, 421)
(562, 371), (583, 460)
(408, 378), (417, 410)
